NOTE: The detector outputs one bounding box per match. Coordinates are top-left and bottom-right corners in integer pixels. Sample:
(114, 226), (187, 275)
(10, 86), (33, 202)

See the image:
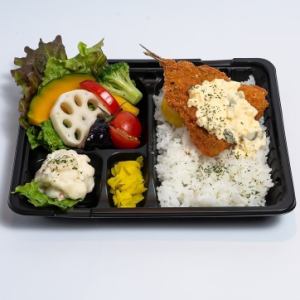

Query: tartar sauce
(187, 79), (266, 157)
(34, 149), (95, 200)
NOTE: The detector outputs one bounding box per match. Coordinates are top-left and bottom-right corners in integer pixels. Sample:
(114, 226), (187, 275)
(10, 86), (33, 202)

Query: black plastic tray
(8, 58), (296, 218)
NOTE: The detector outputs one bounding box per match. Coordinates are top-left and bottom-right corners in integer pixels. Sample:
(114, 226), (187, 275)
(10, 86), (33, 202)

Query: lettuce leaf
(15, 181), (81, 210)
(26, 120), (66, 152)
(42, 39), (107, 86)
(26, 126), (40, 149)
(37, 120), (66, 151)
(11, 35), (67, 127)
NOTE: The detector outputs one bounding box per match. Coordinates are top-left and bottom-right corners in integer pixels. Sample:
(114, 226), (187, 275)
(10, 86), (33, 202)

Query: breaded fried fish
(142, 46), (269, 157)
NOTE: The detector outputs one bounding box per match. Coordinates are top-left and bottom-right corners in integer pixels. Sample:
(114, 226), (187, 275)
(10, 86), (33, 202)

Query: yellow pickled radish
(107, 156), (146, 208)
(161, 97), (183, 127)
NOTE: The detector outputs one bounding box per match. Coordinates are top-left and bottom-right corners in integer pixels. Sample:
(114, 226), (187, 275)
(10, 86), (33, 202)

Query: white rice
(241, 74), (256, 85)
(154, 78), (274, 207)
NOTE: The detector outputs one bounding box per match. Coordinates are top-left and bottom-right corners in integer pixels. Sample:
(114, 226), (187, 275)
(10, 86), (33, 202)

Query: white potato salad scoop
(50, 89), (108, 148)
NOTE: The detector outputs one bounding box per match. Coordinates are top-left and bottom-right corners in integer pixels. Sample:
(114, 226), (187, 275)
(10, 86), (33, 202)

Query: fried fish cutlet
(238, 84), (268, 120)
(162, 60), (231, 156)
(141, 46), (269, 157)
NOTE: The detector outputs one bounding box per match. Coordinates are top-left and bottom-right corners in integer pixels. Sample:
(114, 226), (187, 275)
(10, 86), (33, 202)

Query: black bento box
(8, 58), (296, 218)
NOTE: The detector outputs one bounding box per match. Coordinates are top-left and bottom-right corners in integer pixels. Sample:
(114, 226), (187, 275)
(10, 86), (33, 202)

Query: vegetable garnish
(107, 156), (147, 208)
(11, 36), (107, 129)
(26, 120), (66, 152)
(50, 89), (105, 148)
(80, 80), (120, 115)
(109, 126), (140, 149)
(109, 111), (142, 149)
(98, 62), (143, 105)
(11, 35), (67, 128)
(161, 97), (183, 127)
(28, 74), (94, 125)
(112, 94), (139, 116)
(85, 119), (112, 149)
(41, 40), (107, 87)
(14, 181), (81, 210)
(11, 36), (144, 152)
(110, 111), (141, 138)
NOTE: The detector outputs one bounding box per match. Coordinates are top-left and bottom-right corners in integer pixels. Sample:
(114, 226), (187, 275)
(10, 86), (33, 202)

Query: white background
(0, 0), (299, 299)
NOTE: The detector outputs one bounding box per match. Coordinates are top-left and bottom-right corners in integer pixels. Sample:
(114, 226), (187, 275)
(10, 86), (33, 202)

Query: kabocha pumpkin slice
(161, 97), (183, 127)
(27, 74), (95, 125)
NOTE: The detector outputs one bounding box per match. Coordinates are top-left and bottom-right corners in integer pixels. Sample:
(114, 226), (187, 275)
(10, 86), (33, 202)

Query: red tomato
(110, 111), (142, 138)
(80, 80), (120, 115)
(109, 126), (140, 149)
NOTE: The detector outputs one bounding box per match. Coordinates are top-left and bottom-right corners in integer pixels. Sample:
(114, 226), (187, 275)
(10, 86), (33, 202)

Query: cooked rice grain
(154, 90), (274, 207)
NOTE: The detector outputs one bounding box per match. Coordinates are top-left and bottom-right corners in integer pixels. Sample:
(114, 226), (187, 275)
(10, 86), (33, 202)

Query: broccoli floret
(98, 62), (143, 105)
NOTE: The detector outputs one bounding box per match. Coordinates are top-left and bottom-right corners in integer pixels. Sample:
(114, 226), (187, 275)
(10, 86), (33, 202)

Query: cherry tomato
(109, 126), (140, 149)
(110, 111), (142, 138)
(80, 80), (120, 115)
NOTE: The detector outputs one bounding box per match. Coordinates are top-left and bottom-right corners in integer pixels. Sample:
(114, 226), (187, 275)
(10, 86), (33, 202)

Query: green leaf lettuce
(26, 120), (66, 152)
(42, 39), (107, 86)
(11, 35), (67, 127)
(15, 181), (81, 210)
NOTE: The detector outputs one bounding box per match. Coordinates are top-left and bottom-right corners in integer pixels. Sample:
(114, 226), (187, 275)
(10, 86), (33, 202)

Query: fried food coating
(162, 59), (269, 157)
(238, 85), (268, 120)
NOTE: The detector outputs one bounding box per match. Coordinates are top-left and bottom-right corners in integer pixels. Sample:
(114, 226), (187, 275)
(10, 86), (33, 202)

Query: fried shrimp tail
(140, 44), (165, 63)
